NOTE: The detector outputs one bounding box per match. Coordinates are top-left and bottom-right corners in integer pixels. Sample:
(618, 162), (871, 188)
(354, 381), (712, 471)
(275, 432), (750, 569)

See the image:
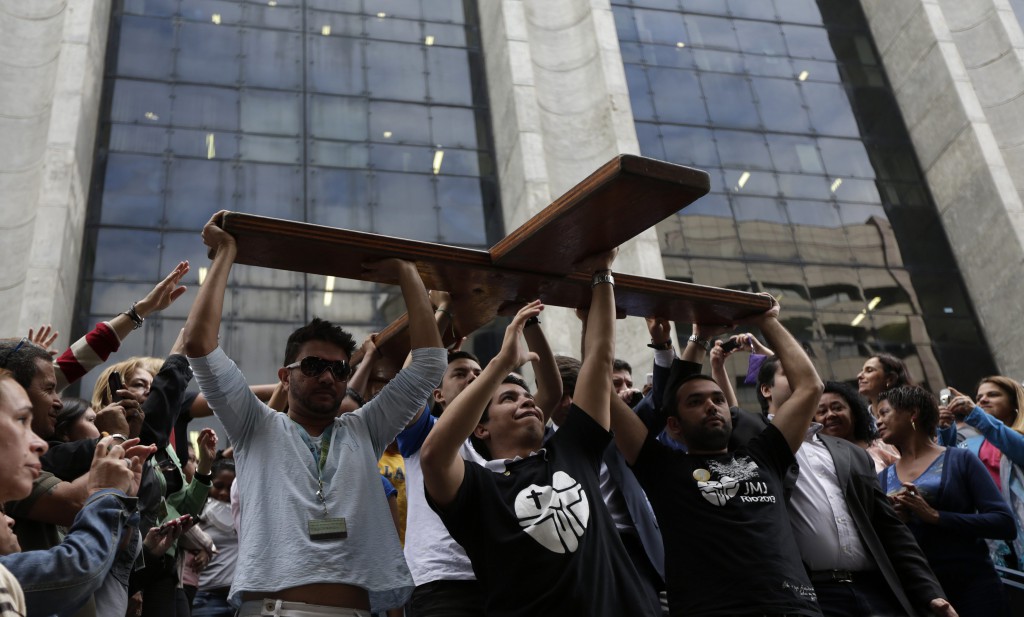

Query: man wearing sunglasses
(183, 211), (446, 617)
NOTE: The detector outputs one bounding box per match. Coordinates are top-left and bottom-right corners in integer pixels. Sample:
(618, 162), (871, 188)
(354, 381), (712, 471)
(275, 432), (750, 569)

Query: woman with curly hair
(815, 381), (896, 472)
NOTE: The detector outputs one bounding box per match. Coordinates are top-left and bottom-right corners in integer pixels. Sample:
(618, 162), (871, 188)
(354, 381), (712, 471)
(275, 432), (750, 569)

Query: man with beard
(183, 211), (446, 616)
(609, 296), (826, 617)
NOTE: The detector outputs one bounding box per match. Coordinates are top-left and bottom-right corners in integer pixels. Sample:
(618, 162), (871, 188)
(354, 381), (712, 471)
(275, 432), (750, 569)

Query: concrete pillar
(861, 0), (1024, 378)
(477, 0), (667, 372)
(0, 0), (110, 339)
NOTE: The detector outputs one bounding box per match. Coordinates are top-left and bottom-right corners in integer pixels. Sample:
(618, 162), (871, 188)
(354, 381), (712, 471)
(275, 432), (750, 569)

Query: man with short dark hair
(0, 340), (61, 440)
(397, 295), (561, 617)
(421, 250), (660, 616)
(610, 296), (825, 617)
(184, 211), (447, 615)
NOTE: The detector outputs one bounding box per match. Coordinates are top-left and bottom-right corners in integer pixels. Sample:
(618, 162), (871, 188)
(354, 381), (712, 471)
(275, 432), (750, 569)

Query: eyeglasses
(0, 338), (27, 369)
(286, 356), (350, 380)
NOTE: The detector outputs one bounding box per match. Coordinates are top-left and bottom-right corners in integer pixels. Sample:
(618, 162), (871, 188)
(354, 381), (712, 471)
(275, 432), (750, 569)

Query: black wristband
(647, 340), (672, 350)
(346, 387), (366, 407)
(194, 471), (212, 483)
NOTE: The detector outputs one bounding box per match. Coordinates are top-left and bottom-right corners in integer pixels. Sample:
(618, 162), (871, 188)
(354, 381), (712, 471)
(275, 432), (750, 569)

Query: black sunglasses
(286, 356), (351, 380)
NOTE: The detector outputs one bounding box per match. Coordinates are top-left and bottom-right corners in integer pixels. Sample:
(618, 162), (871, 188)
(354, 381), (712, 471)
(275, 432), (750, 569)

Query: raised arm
(523, 317), (561, 423)
(384, 260), (443, 351)
(421, 302), (542, 508)
(947, 386), (1024, 466)
(573, 250), (617, 429)
(756, 297), (823, 452)
(184, 211), (235, 358)
(51, 261), (189, 392)
(709, 342), (738, 408)
(338, 334), (379, 414)
(609, 388), (650, 465)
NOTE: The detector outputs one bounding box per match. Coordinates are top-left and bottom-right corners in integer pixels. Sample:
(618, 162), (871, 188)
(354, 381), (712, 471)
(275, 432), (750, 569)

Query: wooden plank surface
(221, 212), (771, 327)
(489, 155), (710, 274)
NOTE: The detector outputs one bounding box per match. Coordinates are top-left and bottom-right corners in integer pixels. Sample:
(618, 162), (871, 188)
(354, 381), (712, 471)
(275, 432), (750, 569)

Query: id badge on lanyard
(297, 422), (348, 541)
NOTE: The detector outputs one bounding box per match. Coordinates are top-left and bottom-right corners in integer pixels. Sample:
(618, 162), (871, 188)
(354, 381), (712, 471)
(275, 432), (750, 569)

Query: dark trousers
(408, 580), (484, 617)
(812, 570), (906, 617)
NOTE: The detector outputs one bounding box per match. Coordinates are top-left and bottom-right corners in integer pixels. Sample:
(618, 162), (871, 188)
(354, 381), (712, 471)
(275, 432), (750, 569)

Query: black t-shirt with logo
(632, 423), (822, 617)
(427, 405), (659, 617)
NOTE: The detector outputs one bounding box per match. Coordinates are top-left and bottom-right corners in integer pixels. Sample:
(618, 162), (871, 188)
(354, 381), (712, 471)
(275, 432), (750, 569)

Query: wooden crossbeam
(218, 154), (772, 374)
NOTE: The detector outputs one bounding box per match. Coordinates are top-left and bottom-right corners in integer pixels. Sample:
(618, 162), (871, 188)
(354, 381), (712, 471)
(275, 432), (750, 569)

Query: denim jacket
(0, 489), (139, 617)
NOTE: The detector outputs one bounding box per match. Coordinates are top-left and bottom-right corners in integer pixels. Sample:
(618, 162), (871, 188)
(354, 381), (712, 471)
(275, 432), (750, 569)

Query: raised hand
(495, 301), (543, 371)
(946, 387), (976, 420)
(135, 261), (190, 317)
(201, 211), (237, 258)
(27, 325), (59, 356)
(196, 428), (218, 476)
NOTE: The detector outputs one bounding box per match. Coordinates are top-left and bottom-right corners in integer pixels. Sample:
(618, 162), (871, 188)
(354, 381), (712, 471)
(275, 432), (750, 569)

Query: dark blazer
(818, 434), (946, 617)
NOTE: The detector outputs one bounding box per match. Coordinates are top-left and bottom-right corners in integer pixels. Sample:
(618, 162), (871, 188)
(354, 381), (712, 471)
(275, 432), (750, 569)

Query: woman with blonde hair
(944, 375), (1024, 568)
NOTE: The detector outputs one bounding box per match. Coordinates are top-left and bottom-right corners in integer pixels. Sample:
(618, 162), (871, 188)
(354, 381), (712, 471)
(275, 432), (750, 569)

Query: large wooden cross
(218, 155), (771, 379)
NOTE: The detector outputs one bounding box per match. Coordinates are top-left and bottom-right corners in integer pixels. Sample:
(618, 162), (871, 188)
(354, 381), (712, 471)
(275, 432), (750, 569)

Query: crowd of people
(0, 209), (1021, 617)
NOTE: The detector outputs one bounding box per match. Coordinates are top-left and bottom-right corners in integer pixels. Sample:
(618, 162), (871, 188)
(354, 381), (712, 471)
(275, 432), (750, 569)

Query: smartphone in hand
(108, 371), (125, 402)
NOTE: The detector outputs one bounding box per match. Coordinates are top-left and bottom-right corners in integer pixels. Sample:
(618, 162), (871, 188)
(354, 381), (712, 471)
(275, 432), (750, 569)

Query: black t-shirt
(428, 405), (659, 617)
(632, 423), (821, 617)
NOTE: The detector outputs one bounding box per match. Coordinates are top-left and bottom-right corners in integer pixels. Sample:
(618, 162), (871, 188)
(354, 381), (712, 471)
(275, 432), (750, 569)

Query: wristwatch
(687, 334), (711, 352)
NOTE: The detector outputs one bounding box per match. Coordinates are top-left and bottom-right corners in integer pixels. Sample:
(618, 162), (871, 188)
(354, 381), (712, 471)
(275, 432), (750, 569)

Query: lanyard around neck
(292, 420), (334, 517)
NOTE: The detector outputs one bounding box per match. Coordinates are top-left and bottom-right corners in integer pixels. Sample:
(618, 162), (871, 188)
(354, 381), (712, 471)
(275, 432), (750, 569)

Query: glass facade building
(75, 0), (499, 390)
(612, 0), (995, 396)
(71, 0), (998, 402)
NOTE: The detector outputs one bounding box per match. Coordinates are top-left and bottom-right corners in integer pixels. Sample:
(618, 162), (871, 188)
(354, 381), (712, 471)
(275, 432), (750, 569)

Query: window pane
(431, 106), (480, 149)
(752, 78), (811, 133)
(648, 68), (707, 124)
(111, 80), (171, 125)
(782, 24), (835, 61)
(366, 41), (426, 101)
(308, 168), (372, 231)
(803, 82), (858, 137)
(110, 125), (168, 155)
(117, 16), (174, 79)
(633, 8), (686, 46)
(702, 73), (758, 129)
(437, 176), (487, 246)
(100, 154), (165, 227)
(427, 47), (474, 104)
(768, 135), (823, 173)
(169, 129), (239, 160)
(715, 130), (771, 170)
(166, 159), (237, 229)
(243, 29), (303, 90)
(241, 89), (301, 135)
(369, 101), (431, 144)
(366, 15), (421, 44)
(685, 15), (738, 51)
(309, 95), (368, 141)
(177, 22), (242, 86)
(172, 85), (240, 131)
(734, 20), (785, 56)
(93, 229), (162, 280)
(374, 172), (437, 240)
(308, 34), (365, 95)
(660, 125), (717, 167)
(239, 135), (301, 164)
